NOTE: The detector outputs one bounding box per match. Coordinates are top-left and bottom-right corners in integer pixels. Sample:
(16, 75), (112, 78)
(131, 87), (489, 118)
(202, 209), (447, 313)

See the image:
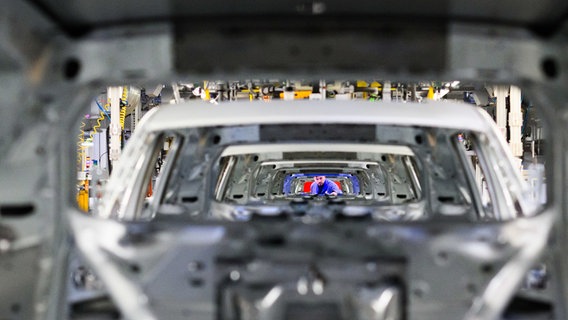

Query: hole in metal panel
(415, 134), (423, 144)
(63, 57), (81, 80)
(480, 263), (493, 274)
(541, 57), (559, 79)
(182, 196), (198, 203)
(1, 204), (35, 217)
(437, 196), (455, 203)
(129, 264), (141, 274)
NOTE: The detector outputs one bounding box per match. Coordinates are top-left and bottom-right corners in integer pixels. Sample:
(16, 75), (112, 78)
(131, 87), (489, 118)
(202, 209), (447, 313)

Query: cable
(90, 100), (110, 142)
(77, 121), (86, 170)
(90, 109), (106, 141)
(121, 86), (129, 106)
(120, 86), (128, 132)
(98, 151), (108, 164)
(94, 99), (110, 119)
(119, 105), (126, 132)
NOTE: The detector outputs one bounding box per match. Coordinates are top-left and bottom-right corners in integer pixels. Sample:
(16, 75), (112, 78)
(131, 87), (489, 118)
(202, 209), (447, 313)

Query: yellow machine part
(370, 81), (381, 88)
(427, 86), (435, 100)
(355, 80), (383, 89)
(77, 183), (89, 212)
(240, 88), (260, 93)
(278, 90), (312, 99)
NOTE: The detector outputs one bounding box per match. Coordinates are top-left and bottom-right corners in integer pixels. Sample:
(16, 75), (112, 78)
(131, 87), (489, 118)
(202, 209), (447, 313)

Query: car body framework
(0, 1), (568, 320)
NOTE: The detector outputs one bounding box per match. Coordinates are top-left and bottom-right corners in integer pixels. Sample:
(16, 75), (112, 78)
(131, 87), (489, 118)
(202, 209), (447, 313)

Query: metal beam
(509, 86), (523, 157)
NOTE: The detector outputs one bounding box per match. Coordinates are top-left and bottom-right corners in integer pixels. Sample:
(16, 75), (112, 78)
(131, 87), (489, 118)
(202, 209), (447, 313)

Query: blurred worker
(310, 175), (343, 196)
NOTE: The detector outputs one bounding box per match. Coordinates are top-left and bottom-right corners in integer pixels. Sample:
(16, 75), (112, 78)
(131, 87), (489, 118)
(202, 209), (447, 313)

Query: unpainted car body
(70, 100), (550, 320)
(1, 1), (567, 319)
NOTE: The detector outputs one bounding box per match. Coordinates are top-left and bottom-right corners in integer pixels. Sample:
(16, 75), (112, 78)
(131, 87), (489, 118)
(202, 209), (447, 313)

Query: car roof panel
(144, 100), (490, 132)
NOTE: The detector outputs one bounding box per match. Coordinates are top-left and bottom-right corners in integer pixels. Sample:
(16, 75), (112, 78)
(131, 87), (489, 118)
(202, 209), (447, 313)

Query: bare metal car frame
(77, 100), (547, 320)
(0, 1), (567, 319)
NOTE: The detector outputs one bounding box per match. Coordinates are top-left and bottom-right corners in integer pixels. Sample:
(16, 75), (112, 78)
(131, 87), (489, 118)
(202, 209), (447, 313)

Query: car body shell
(80, 99), (550, 320)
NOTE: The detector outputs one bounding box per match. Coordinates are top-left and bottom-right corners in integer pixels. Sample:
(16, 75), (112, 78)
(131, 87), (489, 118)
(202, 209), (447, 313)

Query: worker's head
(313, 175), (326, 186)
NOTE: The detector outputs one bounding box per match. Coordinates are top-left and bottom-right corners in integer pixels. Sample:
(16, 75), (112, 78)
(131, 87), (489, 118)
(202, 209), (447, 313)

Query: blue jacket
(310, 179), (343, 195)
